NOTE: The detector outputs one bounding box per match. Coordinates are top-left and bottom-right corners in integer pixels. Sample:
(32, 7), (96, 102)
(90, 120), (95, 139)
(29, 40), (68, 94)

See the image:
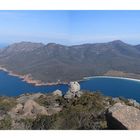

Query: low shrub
(32, 91), (108, 130)
(0, 115), (12, 130)
(0, 97), (17, 111)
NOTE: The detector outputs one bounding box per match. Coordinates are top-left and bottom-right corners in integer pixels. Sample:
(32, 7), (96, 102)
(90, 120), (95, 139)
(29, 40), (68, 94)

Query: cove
(0, 71), (68, 96)
(0, 71), (140, 102)
(80, 77), (140, 102)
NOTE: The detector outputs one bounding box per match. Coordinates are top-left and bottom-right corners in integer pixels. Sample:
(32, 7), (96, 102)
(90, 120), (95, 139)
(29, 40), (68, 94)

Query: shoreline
(83, 75), (140, 82)
(1, 66), (140, 86)
(0, 66), (68, 86)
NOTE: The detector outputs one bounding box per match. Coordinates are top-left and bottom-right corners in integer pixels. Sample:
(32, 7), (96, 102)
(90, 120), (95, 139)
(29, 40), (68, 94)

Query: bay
(0, 71), (140, 102)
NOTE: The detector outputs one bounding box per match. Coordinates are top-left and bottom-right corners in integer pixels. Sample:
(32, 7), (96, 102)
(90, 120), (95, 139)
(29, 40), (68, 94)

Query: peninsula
(0, 40), (140, 85)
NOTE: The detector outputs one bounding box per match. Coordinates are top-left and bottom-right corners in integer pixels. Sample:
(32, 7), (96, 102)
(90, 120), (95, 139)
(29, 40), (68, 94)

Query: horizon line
(1, 39), (139, 48)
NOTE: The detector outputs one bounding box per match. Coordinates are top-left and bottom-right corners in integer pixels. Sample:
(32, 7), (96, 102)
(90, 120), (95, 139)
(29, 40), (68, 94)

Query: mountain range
(0, 40), (140, 85)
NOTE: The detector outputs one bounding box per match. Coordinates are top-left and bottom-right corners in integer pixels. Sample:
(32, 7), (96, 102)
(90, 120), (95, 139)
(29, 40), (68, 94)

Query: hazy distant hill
(0, 40), (140, 84)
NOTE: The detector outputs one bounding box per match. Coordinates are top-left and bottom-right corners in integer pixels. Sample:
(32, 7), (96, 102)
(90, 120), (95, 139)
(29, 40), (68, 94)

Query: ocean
(0, 71), (140, 102)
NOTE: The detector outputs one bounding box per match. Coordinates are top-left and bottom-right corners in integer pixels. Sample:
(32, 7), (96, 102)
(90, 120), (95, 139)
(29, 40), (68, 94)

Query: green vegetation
(35, 95), (55, 107)
(0, 97), (17, 111)
(32, 92), (108, 130)
(35, 95), (50, 107)
(0, 115), (12, 130)
(32, 115), (57, 130)
(19, 118), (34, 130)
(0, 91), (135, 130)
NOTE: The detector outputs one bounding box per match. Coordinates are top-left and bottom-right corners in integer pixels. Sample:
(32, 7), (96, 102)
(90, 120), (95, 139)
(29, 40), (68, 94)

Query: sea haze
(0, 43), (8, 48)
(0, 71), (140, 102)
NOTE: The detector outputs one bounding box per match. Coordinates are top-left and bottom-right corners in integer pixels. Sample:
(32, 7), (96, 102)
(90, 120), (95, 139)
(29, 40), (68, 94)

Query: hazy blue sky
(0, 10), (140, 46)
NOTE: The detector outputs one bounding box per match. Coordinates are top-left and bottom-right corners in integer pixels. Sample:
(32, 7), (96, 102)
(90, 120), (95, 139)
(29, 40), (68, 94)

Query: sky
(0, 10), (140, 46)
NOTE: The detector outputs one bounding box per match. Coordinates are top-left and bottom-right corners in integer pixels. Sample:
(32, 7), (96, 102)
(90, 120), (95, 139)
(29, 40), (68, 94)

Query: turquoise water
(0, 71), (140, 102)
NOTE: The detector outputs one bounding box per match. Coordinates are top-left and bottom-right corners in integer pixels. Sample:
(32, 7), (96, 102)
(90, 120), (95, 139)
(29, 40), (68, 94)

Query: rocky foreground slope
(0, 82), (140, 130)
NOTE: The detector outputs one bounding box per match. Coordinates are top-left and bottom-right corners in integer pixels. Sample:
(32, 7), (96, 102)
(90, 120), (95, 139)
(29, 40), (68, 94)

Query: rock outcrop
(16, 93), (45, 104)
(64, 81), (82, 99)
(69, 81), (80, 93)
(128, 99), (140, 108)
(1, 90), (140, 130)
(23, 99), (48, 117)
(106, 103), (140, 130)
(6, 93), (63, 129)
(11, 103), (23, 114)
(52, 90), (62, 96)
(9, 99), (48, 119)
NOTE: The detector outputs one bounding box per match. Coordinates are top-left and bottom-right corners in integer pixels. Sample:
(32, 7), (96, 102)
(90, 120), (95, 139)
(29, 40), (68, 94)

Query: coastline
(1, 65), (140, 86)
(83, 75), (140, 82)
(0, 66), (67, 86)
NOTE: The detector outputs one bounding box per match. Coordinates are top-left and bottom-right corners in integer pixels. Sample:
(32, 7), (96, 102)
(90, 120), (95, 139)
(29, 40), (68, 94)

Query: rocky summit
(64, 81), (83, 99)
(0, 81), (140, 130)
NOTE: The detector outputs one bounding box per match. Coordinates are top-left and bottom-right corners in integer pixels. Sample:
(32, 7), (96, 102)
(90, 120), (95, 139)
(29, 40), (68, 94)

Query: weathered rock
(106, 103), (140, 130)
(128, 99), (140, 108)
(11, 103), (23, 114)
(64, 81), (81, 99)
(69, 81), (80, 93)
(112, 97), (121, 103)
(23, 99), (48, 117)
(64, 90), (75, 99)
(16, 93), (45, 103)
(52, 90), (62, 96)
(75, 91), (83, 98)
(9, 99), (48, 119)
(8, 103), (24, 119)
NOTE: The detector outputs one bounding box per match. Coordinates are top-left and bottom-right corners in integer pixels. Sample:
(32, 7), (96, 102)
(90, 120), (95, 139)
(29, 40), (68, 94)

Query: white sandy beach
(83, 76), (140, 82)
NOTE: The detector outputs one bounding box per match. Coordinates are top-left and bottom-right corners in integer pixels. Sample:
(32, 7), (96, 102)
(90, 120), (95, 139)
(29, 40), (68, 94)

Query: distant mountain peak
(46, 43), (57, 46)
(5, 42), (44, 53)
(0, 39), (140, 84)
(45, 43), (65, 49)
(107, 40), (131, 47)
(109, 40), (129, 45)
(111, 40), (124, 43)
(12, 41), (44, 46)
